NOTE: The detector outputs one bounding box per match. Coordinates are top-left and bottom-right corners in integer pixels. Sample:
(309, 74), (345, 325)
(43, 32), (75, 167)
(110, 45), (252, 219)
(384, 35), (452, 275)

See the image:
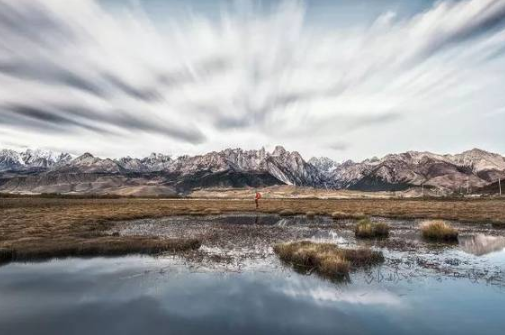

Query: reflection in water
(3, 214), (505, 334)
(0, 256), (505, 335)
(459, 234), (505, 256)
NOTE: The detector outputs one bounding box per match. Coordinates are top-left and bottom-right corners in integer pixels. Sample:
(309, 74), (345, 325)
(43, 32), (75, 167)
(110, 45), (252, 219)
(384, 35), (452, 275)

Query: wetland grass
(203, 208), (222, 215)
(305, 211), (316, 219)
(0, 248), (13, 264)
(279, 209), (296, 216)
(4, 237), (201, 263)
(331, 211), (367, 220)
(420, 220), (458, 242)
(355, 218), (390, 238)
(273, 241), (384, 278)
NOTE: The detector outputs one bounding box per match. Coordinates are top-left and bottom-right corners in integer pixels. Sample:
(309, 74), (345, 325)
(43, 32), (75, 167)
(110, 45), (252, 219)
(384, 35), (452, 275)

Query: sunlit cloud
(0, 0), (504, 159)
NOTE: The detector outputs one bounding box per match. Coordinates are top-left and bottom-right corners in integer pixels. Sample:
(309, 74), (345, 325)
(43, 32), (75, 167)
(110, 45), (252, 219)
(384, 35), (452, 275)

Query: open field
(1, 196), (505, 262)
(189, 185), (429, 199)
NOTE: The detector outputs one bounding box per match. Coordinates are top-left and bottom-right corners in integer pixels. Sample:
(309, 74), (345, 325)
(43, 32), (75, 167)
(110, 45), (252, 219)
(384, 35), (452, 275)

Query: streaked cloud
(0, 0), (504, 159)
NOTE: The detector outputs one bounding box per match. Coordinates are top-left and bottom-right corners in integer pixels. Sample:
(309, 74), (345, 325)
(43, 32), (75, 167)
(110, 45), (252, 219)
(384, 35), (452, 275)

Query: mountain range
(1, 146), (504, 196)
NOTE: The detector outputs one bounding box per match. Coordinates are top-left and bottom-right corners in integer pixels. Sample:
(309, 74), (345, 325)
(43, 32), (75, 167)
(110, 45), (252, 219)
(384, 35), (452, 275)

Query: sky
(0, 0), (505, 161)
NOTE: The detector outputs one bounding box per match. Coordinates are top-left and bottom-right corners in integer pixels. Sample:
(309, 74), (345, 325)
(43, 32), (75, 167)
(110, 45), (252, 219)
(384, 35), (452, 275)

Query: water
(1, 214), (505, 335)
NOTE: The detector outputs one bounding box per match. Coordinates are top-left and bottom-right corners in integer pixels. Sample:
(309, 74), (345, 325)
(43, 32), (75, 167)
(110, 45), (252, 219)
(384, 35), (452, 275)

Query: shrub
(273, 241), (384, 279)
(420, 220), (458, 242)
(355, 218), (390, 238)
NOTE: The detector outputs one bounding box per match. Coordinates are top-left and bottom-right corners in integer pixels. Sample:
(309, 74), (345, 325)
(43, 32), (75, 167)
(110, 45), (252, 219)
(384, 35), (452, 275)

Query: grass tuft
(203, 208), (221, 215)
(305, 211), (316, 219)
(420, 220), (458, 242)
(331, 211), (366, 220)
(279, 209), (295, 216)
(273, 241), (384, 279)
(355, 218), (390, 238)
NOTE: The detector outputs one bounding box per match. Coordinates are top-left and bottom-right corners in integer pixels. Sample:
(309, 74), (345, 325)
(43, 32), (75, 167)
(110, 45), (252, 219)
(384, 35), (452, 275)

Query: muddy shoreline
(108, 213), (505, 285)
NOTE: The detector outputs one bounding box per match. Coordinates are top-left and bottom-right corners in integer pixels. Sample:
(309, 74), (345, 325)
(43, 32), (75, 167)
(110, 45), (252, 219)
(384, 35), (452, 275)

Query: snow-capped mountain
(0, 148), (73, 172)
(1, 146), (504, 195)
(318, 149), (505, 192)
(55, 153), (123, 174)
(308, 157), (339, 177)
(0, 149), (23, 171)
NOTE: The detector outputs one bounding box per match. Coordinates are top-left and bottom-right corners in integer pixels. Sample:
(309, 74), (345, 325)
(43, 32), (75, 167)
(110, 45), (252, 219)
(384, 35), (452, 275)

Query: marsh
(1, 212), (505, 334)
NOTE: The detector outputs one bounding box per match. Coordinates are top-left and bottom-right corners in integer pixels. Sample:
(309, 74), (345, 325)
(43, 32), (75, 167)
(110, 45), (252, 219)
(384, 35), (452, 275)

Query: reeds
(0, 248), (13, 264)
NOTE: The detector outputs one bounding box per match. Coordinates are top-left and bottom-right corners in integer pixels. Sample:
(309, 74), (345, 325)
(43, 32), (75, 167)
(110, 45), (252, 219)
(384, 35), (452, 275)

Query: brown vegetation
(273, 241), (384, 278)
(355, 218), (390, 238)
(305, 211), (316, 218)
(203, 208), (222, 215)
(420, 220), (459, 242)
(279, 209), (296, 216)
(0, 237), (200, 263)
(1, 197), (504, 263)
(331, 211), (366, 220)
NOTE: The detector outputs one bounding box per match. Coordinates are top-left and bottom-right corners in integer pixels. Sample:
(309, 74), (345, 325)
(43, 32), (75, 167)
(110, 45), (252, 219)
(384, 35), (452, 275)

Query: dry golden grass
(305, 211), (316, 218)
(1, 197), (503, 262)
(273, 241), (384, 278)
(279, 209), (296, 216)
(355, 218), (390, 238)
(331, 211), (366, 220)
(203, 208), (222, 215)
(420, 220), (459, 242)
(1, 237), (201, 263)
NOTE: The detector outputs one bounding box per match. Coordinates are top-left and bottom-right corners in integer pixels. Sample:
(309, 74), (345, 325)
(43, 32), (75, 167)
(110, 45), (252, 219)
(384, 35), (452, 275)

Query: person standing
(255, 191), (262, 209)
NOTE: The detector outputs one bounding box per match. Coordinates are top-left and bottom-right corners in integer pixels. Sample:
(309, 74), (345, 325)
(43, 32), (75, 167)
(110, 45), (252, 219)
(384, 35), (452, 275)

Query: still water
(0, 255), (504, 335)
(1, 215), (505, 335)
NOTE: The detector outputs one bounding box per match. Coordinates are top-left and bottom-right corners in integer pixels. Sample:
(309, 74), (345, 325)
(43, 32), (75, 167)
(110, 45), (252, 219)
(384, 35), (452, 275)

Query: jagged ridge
(1, 146), (504, 195)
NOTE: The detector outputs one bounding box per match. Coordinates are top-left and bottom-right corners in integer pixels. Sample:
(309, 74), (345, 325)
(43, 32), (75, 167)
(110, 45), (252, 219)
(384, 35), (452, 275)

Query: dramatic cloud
(0, 0), (504, 159)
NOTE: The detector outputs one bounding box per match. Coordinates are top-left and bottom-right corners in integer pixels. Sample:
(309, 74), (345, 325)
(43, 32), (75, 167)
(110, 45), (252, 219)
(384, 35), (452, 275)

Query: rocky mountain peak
(2, 146), (505, 194)
(272, 146), (287, 156)
(79, 153), (94, 160)
(0, 148), (74, 171)
(309, 157), (339, 175)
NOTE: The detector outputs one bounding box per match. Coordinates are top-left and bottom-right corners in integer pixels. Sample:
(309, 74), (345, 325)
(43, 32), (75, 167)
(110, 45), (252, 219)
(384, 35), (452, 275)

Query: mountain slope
(321, 150), (505, 192)
(1, 146), (504, 195)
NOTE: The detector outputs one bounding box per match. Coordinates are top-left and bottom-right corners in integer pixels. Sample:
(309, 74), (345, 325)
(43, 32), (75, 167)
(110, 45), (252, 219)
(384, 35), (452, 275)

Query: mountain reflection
(459, 234), (505, 256)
